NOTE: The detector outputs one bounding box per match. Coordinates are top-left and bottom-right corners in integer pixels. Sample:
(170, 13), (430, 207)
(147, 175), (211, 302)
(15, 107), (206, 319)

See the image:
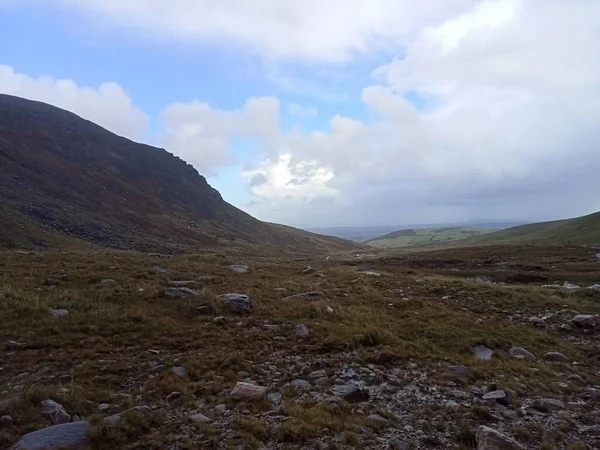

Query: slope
(366, 227), (494, 248)
(0, 94), (360, 253)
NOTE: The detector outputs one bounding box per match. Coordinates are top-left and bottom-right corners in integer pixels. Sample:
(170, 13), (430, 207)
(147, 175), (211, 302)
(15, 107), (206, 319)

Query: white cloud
(0, 65), (147, 139)
(288, 103), (318, 119)
(40, 0), (477, 62)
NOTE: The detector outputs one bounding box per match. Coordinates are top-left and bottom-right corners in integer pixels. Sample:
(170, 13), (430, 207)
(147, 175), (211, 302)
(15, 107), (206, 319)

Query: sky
(1, 0), (599, 228)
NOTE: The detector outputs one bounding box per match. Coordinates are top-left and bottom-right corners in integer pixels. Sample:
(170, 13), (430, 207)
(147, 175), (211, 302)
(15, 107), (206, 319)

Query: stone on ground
(544, 352), (568, 362)
(295, 324), (310, 338)
(41, 399), (70, 425)
(508, 347), (536, 361)
(49, 309), (69, 319)
(282, 291), (329, 301)
(571, 314), (596, 329)
(332, 383), (370, 402)
(473, 345), (494, 360)
(164, 287), (198, 297)
(216, 293), (252, 312)
(230, 382), (267, 401)
(10, 421), (90, 450)
(189, 412), (212, 424)
(476, 426), (524, 450)
(171, 366), (188, 378)
(229, 264), (249, 273)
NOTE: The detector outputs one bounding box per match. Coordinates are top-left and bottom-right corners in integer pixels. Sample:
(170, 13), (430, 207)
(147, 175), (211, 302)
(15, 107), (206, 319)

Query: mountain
(458, 211), (600, 246)
(0, 94), (360, 253)
(366, 227), (494, 248)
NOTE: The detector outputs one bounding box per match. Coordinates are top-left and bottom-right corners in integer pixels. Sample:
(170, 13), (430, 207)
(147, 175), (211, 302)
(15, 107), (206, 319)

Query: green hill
(462, 211), (600, 246)
(367, 227), (494, 248)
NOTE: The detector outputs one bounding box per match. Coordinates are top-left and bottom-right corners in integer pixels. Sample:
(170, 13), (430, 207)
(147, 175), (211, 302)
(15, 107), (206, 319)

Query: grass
(1, 245), (599, 448)
(367, 227), (494, 248)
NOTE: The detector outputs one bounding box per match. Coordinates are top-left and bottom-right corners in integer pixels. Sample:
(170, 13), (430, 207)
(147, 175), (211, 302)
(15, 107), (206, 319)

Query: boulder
(539, 398), (565, 410)
(230, 382), (267, 401)
(295, 324), (310, 338)
(189, 412), (212, 424)
(366, 414), (390, 426)
(216, 293), (252, 312)
(10, 421), (90, 450)
(332, 383), (370, 402)
(41, 399), (70, 425)
(268, 393), (282, 406)
(571, 315), (596, 329)
(49, 309), (69, 319)
(446, 365), (470, 379)
(483, 390), (508, 406)
(508, 347), (536, 361)
(476, 426), (524, 450)
(171, 366), (188, 378)
(544, 352), (568, 362)
(473, 345), (494, 360)
(282, 291), (329, 301)
(229, 264), (249, 273)
(164, 287), (198, 297)
(529, 317), (547, 328)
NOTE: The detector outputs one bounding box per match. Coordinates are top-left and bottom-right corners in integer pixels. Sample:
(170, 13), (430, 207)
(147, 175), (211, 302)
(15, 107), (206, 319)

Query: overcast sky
(1, 0), (599, 228)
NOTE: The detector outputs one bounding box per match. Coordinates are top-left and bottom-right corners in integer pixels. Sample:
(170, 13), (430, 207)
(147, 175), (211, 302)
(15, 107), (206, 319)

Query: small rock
(0, 415), (13, 426)
(530, 317), (547, 328)
(230, 382), (267, 401)
(332, 383), (370, 402)
(474, 345), (494, 360)
(579, 425), (600, 437)
(216, 293), (252, 312)
(213, 316), (227, 325)
(303, 266), (316, 274)
(508, 347), (536, 361)
(483, 390), (508, 406)
(97, 403), (111, 412)
(189, 412), (212, 424)
(9, 421), (90, 450)
(282, 291), (329, 301)
(49, 309), (69, 319)
(366, 414), (390, 426)
(166, 392), (182, 402)
(389, 438), (407, 449)
(100, 279), (116, 285)
(291, 379), (311, 390)
(476, 425), (524, 450)
(563, 281), (580, 290)
(326, 306), (334, 313)
(41, 399), (71, 425)
(539, 398), (565, 410)
(168, 281), (199, 287)
(309, 370), (327, 379)
(446, 365), (470, 379)
(360, 271), (382, 277)
(164, 287), (198, 297)
(171, 366), (188, 378)
(571, 314), (596, 329)
(229, 264), (249, 273)
(295, 324), (310, 338)
(5, 340), (26, 350)
(198, 275), (214, 282)
(268, 393), (282, 406)
(150, 267), (168, 275)
(589, 284), (600, 291)
(214, 404), (227, 414)
(567, 374), (586, 385)
(544, 352), (568, 362)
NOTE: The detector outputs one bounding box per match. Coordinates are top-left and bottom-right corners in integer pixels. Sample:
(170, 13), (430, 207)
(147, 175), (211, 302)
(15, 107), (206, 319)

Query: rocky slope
(0, 94), (359, 254)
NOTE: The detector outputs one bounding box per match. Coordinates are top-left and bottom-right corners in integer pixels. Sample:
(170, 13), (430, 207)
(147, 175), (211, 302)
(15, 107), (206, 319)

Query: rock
(539, 398), (565, 410)
(49, 309), (69, 319)
(171, 366), (188, 378)
(295, 324), (310, 338)
(282, 291), (329, 301)
(166, 392), (182, 402)
(544, 352), (568, 362)
(389, 438), (407, 449)
(216, 293), (252, 312)
(476, 426), (524, 450)
(230, 382), (267, 401)
(529, 317), (547, 328)
(291, 379), (311, 390)
(268, 393), (282, 406)
(97, 403), (111, 412)
(309, 370), (327, 379)
(100, 279), (116, 285)
(567, 374), (586, 385)
(579, 425), (600, 437)
(302, 266), (316, 274)
(315, 377), (332, 387)
(360, 271), (382, 277)
(366, 414), (390, 426)
(332, 383), (370, 402)
(450, 390), (471, 400)
(6, 340), (26, 350)
(542, 283), (562, 289)
(508, 347), (536, 361)
(571, 314), (596, 329)
(9, 421), (90, 450)
(41, 399), (71, 425)
(150, 267), (168, 275)
(164, 287), (198, 297)
(0, 415), (13, 426)
(483, 390), (508, 406)
(326, 306), (334, 313)
(214, 404), (227, 414)
(229, 264), (249, 273)
(563, 281), (581, 290)
(474, 345), (494, 360)
(168, 281), (199, 288)
(213, 316), (227, 325)
(104, 406), (152, 427)
(446, 365), (470, 379)
(189, 412), (212, 424)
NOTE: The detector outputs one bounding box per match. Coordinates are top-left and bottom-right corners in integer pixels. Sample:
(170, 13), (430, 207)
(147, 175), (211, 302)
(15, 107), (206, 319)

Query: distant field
(366, 227), (495, 248)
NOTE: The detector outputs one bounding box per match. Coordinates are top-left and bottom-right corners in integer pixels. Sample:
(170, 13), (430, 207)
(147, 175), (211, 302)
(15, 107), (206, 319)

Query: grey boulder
(10, 421), (90, 450)
(476, 426), (524, 450)
(216, 293), (252, 312)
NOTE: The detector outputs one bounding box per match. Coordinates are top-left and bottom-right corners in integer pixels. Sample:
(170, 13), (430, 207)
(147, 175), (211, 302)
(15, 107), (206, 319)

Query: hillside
(461, 211), (600, 246)
(366, 227), (494, 248)
(0, 94), (360, 254)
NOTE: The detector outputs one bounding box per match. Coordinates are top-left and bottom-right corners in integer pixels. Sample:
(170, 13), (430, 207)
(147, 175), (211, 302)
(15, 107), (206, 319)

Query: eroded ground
(1, 245), (599, 449)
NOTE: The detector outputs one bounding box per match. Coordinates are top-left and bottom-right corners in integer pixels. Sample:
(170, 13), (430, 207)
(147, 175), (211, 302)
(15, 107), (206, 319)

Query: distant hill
(366, 227), (494, 248)
(461, 211), (600, 246)
(0, 94), (361, 254)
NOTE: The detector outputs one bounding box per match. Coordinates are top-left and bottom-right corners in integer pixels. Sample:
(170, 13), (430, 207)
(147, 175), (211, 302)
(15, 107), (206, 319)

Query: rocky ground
(1, 245), (599, 449)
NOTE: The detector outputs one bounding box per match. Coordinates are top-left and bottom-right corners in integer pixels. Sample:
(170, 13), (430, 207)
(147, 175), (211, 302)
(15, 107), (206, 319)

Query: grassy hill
(462, 211), (600, 246)
(366, 227), (494, 248)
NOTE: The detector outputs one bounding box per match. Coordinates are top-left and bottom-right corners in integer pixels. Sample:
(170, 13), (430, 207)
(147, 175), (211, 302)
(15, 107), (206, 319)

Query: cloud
(288, 103), (318, 119)
(0, 65), (147, 139)
(40, 0), (477, 62)
(249, 173), (267, 187)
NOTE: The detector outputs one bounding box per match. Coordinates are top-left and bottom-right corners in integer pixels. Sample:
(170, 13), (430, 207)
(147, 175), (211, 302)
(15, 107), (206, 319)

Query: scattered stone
(229, 264), (249, 273)
(198, 276), (214, 282)
(268, 393), (282, 406)
(508, 347), (536, 361)
(579, 425), (600, 437)
(0, 415), (13, 427)
(309, 369), (327, 379)
(97, 403), (111, 412)
(360, 271), (382, 277)
(544, 352), (568, 362)
(230, 382), (267, 401)
(332, 383), (370, 402)
(216, 293), (252, 312)
(282, 291), (329, 301)
(389, 438), (407, 449)
(366, 414), (390, 426)
(530, 317), (547, 328)
(100, 279), (116, 285)
(168, 281), (199, 287)
(164, 287), (198, 297)
(563, 281), (581, 290)
(150, 267), (168, 275)
(49, 309), (69, 319)
(541, 283), (562, 289)
(302, 265), (315, 274)
(41, 399), (71, 425)
(326, 306), (334, 313)
(483, 390), (508, 406)
(213, 316), (227, 325)
(214, 404), (227, 414)
(166, 392), (182, 402)
(9, 421), (90, 450)
(446, 365), (470, 379)
(571, 314), (596, 329)
(473, 345), (494, 360)
(567, 374), (586, 385)
(295, 324), (310, 338)
(6, 340), (26, 350)
(539, 398), (565, 410)
(189, 412), (212, 424)
(171, 366), (188, 378)
(589, 284), (600, 291)
(450, 389), (471, 400)
(476, 426), (524, 450)
(291, 379), (311, 390)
